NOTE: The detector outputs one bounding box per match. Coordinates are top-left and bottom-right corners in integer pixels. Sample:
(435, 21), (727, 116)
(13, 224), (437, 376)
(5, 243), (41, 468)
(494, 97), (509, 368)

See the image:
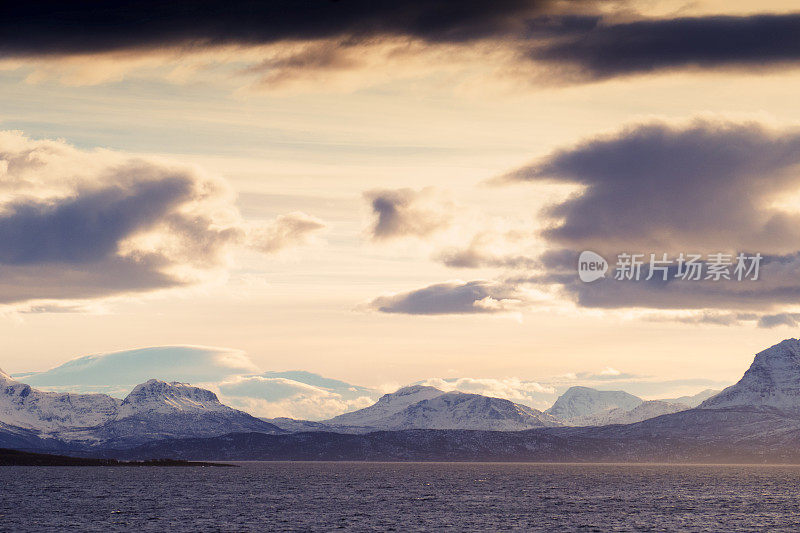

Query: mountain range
(0, 369), (281, 449)
(1, 364), (695, 446)
(7, 338), (800, 461)
(326, 386), (561, 431)
(97, 338), (800, 462)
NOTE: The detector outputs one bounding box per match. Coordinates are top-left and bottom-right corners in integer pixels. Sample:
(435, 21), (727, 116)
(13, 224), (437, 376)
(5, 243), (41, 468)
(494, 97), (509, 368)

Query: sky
(3, 0), (800, 416)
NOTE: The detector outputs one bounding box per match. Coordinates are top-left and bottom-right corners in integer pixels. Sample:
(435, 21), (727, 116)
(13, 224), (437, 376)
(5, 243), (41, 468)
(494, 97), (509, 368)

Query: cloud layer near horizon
(0, 131), (325, 306)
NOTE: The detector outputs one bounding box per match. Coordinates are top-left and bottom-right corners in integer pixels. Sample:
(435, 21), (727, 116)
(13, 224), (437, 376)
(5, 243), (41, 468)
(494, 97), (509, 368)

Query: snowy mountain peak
(546, 386), (643, 422)
(381, 385), (444, 403)
(1, 374), (283, 446)
(376, 391), (561, 430)
(325, 387), (561, 431)
(119, 379), (226, 417)
(325, 385), (444, 426)
(0, 371), (121, 433)
(701, 338), (800, 413)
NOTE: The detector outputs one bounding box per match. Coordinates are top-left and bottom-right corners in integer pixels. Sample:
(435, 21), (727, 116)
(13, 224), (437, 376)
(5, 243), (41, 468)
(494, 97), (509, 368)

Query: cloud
(216, 374), (378, 420)
(0, 130), (325, 305)
(369, 279), (524, 315)
(247, 212), (327, 253)
(415, 373), (729, 409)
(504, 119), (800, 254)
(533, 13), (800, 82)
(569, 368), (640, 381)
(418, 377), (556, 410)
(436, 231), (539, 269)
(8, 5), (800, 90)
(371, 119), (800, 322)
(757, 312), (800, 328)
(0, 1), (558, 57)
(644, 311), (760, 327)
(19, 345), (259, 396)
(498, 119), (800, 315)
(534, 251), (800, 311)
(365, 187), (453, 240)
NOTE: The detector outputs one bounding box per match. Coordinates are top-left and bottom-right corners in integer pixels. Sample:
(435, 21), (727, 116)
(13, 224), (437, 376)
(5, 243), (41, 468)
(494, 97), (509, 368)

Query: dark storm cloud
(369, 280), (522, 315)
(534, 13), (800, 80)
(0, 0), (552, 56)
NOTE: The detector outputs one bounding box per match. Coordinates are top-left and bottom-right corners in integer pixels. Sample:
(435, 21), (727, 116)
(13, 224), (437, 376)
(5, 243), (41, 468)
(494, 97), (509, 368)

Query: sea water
(3, 462), (800, 532)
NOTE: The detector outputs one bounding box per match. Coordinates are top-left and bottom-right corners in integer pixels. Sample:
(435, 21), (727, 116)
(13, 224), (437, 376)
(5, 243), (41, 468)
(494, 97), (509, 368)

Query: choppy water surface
(3, 462), (800, 532)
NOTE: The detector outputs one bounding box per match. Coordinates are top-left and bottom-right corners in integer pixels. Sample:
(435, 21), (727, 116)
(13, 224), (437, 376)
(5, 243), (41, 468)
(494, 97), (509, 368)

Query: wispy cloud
(368, 279), (526, 315)
(365, 187), (453, 241)
(247, 212), (327, 253)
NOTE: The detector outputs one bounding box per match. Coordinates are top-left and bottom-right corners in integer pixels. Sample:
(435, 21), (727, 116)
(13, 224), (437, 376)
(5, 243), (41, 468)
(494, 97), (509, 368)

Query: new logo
(578, 251), (608, 282)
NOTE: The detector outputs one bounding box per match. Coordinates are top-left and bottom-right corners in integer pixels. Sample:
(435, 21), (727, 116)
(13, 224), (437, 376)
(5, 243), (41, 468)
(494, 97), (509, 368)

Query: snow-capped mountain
(117, 379), (233, 417)
(700, 338), (800, 414)
(13, 348), (379, 420)
(545, 386), (643, 423)
(120, 338), (800, 461)
(0, 367), (120, 434)
(0, 372), (282, 447)
(567, 400), (688, 427)
(370, 392), (561, 430)
(325, 385), (444, 427)
(85, 380), (283, 446)
(323, 386), (560, 431)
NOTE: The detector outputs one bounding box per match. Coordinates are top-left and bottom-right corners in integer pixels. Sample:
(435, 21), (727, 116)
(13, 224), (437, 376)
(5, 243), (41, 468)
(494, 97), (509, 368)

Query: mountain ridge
(0, 373), (282, 447)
